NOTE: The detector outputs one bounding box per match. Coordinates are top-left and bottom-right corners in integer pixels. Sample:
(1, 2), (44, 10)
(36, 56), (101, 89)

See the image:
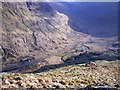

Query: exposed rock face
(2, 2), (80, 58)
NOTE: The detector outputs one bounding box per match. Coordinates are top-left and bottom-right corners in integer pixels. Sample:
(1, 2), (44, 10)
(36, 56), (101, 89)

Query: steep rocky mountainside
(2, 2), (83, 58)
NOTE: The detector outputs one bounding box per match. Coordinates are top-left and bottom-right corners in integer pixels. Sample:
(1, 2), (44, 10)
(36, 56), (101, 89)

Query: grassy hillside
(1, 60), (119, 89)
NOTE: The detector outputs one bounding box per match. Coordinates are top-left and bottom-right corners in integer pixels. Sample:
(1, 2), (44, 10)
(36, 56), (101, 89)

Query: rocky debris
(1, 60), (119, 89)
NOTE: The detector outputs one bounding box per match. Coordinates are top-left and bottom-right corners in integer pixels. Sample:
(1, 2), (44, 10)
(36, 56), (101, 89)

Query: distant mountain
(49, 2), (118, 37)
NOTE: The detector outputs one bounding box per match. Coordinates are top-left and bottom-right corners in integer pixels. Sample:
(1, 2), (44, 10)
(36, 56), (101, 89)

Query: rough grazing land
(1, 60), (119, 89)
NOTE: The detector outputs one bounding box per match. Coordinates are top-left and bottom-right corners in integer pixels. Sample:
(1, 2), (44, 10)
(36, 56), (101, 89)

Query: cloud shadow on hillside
(32, 52), (119, 73)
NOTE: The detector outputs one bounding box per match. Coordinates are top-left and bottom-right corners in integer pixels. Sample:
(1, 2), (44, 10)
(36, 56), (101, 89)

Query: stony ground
(1, 60), (119, 89)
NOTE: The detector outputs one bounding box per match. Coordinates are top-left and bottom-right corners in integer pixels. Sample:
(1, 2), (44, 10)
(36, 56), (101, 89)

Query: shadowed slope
(50, 2), (118, 38)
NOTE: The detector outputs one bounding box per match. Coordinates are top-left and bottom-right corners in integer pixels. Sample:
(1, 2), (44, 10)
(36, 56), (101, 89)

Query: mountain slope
(2, 2), (82, 58)
(1, 2), (118, 73)
(50, 2), (118, 37)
